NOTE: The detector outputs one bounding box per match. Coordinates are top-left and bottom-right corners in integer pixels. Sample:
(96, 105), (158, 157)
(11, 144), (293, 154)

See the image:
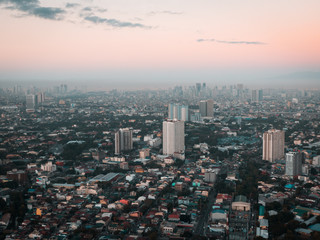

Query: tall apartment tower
(258, 89), (263, 102)
(285, 152), (302, 176)
(163, 120), (185, 155)
(262, 129), (285, 162)
(199, 99), (214, 117)
(252, 89), (263, 102)
(26, 94), (36, 112)
(168, 103), (189, 121)
(115, 128), (133, 154)
(196, 83), (201, 95)
(251, 90), (258, 102)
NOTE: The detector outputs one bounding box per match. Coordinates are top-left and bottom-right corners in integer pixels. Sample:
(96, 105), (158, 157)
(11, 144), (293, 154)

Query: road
(193, 189), (216, 236)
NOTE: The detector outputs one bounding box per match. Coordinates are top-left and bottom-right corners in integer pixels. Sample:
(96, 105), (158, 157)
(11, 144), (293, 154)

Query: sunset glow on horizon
(0, 0), (319, 87)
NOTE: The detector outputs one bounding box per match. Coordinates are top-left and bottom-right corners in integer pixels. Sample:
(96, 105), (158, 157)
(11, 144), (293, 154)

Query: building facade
(162, 120), (185, 155)
(168, 103), (189, 121)
(199, 99), (214, 117)
(262, 129), (285, 162)
(285, 152), (302, 176)
(115, 128), (133, 154)
(26, 94), (36, 112)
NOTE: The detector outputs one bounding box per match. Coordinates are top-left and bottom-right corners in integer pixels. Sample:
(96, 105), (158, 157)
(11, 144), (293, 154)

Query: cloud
(148, 10), (183, 15)
(1, 0), (145, 28)
(65, 3), (80, 8)
(82, 7), (92, 12)
(0, 0), (65, 20)
(79, 6), (107, 17)
(197, 38), (266, 45)
(32, 7), (65, 20)
(95, 7), (107, 13)
(84, 15), (151, 29)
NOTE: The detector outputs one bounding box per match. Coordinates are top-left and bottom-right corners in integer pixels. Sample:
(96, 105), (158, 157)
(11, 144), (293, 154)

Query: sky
(0, 0), (320, 89)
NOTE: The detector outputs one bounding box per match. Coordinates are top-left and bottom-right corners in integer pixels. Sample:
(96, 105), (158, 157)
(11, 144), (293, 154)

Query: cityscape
(0, 83), (320, 240)
(1, 0), (320, 239)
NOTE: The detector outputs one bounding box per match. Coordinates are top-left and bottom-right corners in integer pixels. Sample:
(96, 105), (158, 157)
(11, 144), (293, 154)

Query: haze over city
(1, 2), (320, 239)
(0, 0), (319, 89)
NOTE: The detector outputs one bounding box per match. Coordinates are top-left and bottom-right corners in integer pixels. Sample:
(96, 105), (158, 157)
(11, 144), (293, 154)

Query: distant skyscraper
(196, 83), (201, 96)
(36, 92), (45, 105)
(13, 85), (22, 94)
(285, 152), (302, 176)
(168, 103), (178, 120)
(258, 89), (263, 102)
(199, 99), (214, 117)
(237, 84), (244, 90)
(26, 94), (36, 112)
(263, 129), (285, 162)
(202, 83), (206, 89)
(168, 103), (189, 121)
(180, 105), (189, 121)
(199, 100), (207, 117)
(190, 111), (201, 122)
(206, 99), (214, 117)
(163, 120), (185, 155)
(115, 128), (133, 154)
(251, 90), (258, 102)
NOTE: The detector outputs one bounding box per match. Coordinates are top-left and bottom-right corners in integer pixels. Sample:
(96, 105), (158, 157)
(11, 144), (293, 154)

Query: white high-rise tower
(163, 120), (185, 155)
(115, 128), (133, 154)
(285, 152), (302, 176)
(262, 129), (285, 162)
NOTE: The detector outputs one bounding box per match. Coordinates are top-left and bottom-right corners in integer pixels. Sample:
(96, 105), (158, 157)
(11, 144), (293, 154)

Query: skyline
(0, 0), (319, 88)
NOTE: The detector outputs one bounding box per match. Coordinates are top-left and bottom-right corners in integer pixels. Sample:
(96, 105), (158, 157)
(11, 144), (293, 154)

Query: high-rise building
(199, 99), (214, 117)
(258, 89), (263, 102)
(199, 100), (207, 117)
(163, 120), (185, 155)
(190, 111), (201, 122)
(206, 99), (214, 117)
(251, 90), (258, 102)
(168, 103), (178, 120)
(196, 83), (201, 94)
(26, 94), (36, 112)
(262, 129), (285, 162)
(168, 103), (189, 121)
(115, 128), (133, 154)
(36, 92), (45, 105)
(202, 82), (206, 89)
(285, 152), (302, 176)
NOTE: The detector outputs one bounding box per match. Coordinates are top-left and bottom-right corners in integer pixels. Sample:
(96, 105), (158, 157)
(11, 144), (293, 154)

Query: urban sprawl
(1, 83), (320, 240)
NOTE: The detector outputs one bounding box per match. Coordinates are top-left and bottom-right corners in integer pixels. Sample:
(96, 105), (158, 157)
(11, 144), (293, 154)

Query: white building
(285, 152), (302, 176)
(41, 161), (56, 172)
(313, 155), (320, 166)
(163, 120), (184, 155)
(232, 195), (251, 211)
(204, 169), (218, 183)
(115, 128), (133, 154)
(168, 103), (189, 121)
(26, 94), (36, 112)
(262, 129), (285, 162)
(199, 99), (214, 117)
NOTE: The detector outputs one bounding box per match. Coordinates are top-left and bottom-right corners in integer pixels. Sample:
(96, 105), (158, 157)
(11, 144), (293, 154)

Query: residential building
(168, 103), (189, 121)
(199, 99), (214, 117)
(163, 120), (184, 155)
(26, 94), (36, 112)
(285, 152), (302, 176)
(115, 128), (133, 154)
(262, 129), (285, 162)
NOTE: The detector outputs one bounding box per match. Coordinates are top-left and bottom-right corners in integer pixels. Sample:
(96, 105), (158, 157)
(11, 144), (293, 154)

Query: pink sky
(0, 0), (319, 84)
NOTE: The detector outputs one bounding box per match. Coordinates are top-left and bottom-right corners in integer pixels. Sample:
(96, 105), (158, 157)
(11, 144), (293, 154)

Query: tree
(310, 168), (318, 175)
(0, 198), (6, 210)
